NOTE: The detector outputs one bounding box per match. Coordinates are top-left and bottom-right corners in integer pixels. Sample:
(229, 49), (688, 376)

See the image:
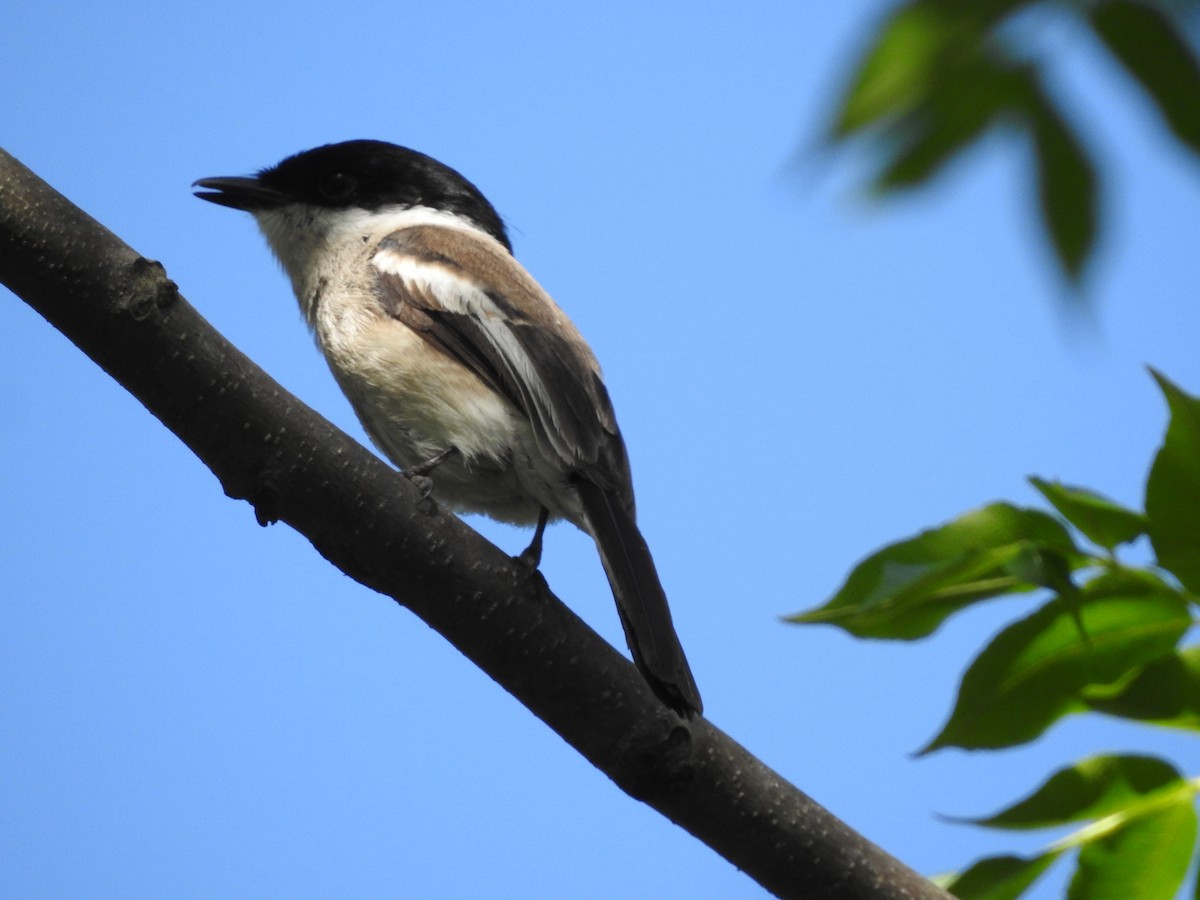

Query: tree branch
(0, 146), (949, 900)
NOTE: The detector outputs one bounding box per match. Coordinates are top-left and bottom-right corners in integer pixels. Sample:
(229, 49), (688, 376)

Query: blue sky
(3, 2), (1198, 897)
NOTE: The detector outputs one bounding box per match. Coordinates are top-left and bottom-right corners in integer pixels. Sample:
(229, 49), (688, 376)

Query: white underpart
(246, 200), (570, 526)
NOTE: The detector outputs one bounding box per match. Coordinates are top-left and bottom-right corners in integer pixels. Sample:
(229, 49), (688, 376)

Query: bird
(194, 140), (702, 716)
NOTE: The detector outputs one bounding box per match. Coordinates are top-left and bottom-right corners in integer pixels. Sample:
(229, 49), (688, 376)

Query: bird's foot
(406, 473), (436, 501)
(513, 507), (550, 572)
(400, 447), (459, 503)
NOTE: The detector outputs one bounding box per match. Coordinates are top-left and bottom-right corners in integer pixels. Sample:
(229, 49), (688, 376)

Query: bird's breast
(311, 291), (563, 526)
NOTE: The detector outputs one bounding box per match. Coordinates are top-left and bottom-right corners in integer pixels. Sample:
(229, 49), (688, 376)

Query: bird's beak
(192, 176), (288, 212)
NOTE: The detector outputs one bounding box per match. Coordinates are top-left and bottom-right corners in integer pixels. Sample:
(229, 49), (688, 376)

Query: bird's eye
(320, 172), (356, 201)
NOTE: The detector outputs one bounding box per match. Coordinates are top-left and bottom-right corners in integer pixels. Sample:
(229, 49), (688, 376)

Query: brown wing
(372, 225), (632, 501)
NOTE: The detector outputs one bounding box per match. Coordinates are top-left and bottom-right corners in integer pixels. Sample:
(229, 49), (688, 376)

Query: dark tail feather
(573, 479), (703, 716)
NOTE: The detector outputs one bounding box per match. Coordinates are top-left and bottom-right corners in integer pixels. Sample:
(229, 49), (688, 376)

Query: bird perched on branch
(195, 140), (702, 716)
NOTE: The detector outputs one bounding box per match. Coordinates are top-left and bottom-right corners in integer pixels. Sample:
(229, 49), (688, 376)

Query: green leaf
(1083, 644), (1200, 730)
(920, 570), (1191, 752)
(1025, 77), (1099, 282)
(870, 107), (989, 192)
(936, 851), (1062, 900)
(1089, 0), (1200, 156)
(1067, 793), (1197, 900)
(958, 754), (1182, 830)
(1003, 544), (1079, 597)
(944, 761), (1200, 900)
(1146, 370), (1200, 592)
(833, 1), (951, 136)
(786, 503), (1081, 640)
(871, 54), (1028, 192)
(832, 0), (1041, 138)
(1028, 477), (1147, 551)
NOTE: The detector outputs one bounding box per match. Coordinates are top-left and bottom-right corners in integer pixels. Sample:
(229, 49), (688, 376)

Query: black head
(195, 140), (511, 251)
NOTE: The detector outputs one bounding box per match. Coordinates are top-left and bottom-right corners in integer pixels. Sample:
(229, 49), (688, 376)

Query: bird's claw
(403, 472), (436, 501)
(513, 507), (550, 571)
(399, 447), (459, 507)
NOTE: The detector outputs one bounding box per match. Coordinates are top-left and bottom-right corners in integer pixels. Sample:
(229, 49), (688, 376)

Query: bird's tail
(573, 478), (703, 716)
